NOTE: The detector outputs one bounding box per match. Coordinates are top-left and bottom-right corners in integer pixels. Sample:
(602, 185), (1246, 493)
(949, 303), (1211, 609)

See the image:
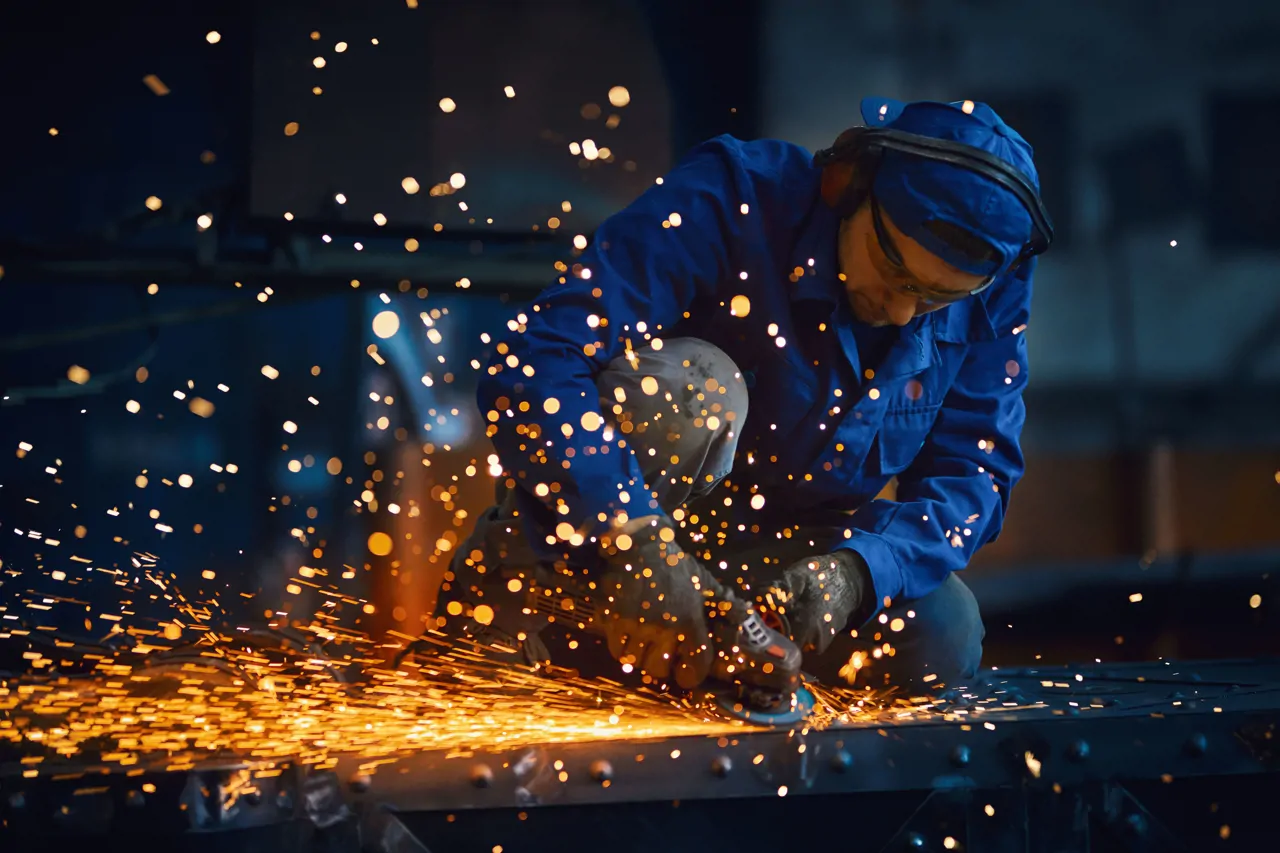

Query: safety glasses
(869, 194), (996, 305)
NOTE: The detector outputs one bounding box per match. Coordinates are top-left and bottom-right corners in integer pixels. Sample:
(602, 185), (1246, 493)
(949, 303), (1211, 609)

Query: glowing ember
(372, 310), (401, 339)
(188, 397), (215, 418)
(607, 86), (630, 107)
(367, 532), (394, 556)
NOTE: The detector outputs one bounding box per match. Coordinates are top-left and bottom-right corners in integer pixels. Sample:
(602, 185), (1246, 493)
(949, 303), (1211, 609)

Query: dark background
(1, 0), (1278, 668)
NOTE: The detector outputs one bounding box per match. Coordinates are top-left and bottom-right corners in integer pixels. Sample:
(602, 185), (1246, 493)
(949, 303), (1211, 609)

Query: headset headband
(814, 127), (1055, 265)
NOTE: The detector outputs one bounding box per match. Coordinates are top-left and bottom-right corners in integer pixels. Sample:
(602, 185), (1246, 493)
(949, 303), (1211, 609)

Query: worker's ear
(818, 127), (867, 215)
(820, 160), (855, 210)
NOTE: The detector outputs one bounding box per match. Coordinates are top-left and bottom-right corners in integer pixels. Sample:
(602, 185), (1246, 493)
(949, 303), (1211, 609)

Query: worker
(440, 97), (1052, 694)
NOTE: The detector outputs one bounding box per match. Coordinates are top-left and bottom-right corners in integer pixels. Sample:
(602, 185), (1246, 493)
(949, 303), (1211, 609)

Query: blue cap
(860, 96), (1039, 278)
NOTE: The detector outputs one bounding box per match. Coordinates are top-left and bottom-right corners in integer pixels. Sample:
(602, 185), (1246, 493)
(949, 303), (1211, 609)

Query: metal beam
(0, 241), (558, 295)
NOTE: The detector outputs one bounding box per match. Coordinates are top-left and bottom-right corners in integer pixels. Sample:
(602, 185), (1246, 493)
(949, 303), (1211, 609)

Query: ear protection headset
(814, 126), (1055, 272)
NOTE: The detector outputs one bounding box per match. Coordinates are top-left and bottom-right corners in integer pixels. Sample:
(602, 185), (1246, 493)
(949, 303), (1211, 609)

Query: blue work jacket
(479, 135), (1033, 606)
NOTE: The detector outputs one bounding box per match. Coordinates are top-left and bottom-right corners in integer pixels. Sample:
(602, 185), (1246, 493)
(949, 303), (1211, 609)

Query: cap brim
(861, 96), (906, 126)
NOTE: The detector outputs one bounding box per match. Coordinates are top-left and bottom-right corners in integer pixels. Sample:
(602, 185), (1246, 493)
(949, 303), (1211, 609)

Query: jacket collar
(931, 295), (997, 344)
(876, 317), (936, 379)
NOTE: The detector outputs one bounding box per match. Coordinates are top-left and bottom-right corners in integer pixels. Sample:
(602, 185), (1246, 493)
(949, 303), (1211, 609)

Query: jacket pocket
(878, 402), (941, 475)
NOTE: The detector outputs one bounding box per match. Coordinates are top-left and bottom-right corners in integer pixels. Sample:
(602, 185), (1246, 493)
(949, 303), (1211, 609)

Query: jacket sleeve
(838, 264), (1034, 608)
(477, 139), (750, 543)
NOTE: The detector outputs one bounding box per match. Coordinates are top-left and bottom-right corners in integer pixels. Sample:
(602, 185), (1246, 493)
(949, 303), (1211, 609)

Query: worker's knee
(597, 338), (747, 508)
(896, 573), (985, 685)
(810, 573), (984, 690)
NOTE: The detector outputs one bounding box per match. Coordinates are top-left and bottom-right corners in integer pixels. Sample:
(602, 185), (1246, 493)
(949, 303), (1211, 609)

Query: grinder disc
(713, 685), (816, 726)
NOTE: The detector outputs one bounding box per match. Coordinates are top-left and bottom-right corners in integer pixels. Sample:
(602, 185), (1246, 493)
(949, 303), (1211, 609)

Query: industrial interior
(1, 1), (1279, 850)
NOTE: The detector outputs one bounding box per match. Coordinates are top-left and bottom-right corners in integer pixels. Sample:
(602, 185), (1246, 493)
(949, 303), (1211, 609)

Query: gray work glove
(598, 514), (723, 689)
(774, 550), (871, 655)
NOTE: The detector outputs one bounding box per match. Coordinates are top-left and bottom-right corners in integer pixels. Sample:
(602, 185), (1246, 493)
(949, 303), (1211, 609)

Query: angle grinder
(703, 604), (815, 726)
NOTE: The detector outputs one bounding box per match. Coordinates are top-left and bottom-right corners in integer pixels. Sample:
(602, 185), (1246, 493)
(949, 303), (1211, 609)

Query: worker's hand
(774, 550), (870, 655)
(598, 515), (719, 689)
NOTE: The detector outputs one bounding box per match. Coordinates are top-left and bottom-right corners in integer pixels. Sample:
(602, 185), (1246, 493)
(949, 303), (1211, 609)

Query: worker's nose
(883, 290), (919, 327)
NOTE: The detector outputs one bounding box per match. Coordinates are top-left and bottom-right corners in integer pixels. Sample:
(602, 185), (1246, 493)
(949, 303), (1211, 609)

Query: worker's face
(837, 199), (993, 327)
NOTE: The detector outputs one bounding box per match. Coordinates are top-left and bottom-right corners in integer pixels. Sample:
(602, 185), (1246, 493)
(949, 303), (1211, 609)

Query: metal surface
(3, 658), (1279, 851)
(334, 660), (1280, 813)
